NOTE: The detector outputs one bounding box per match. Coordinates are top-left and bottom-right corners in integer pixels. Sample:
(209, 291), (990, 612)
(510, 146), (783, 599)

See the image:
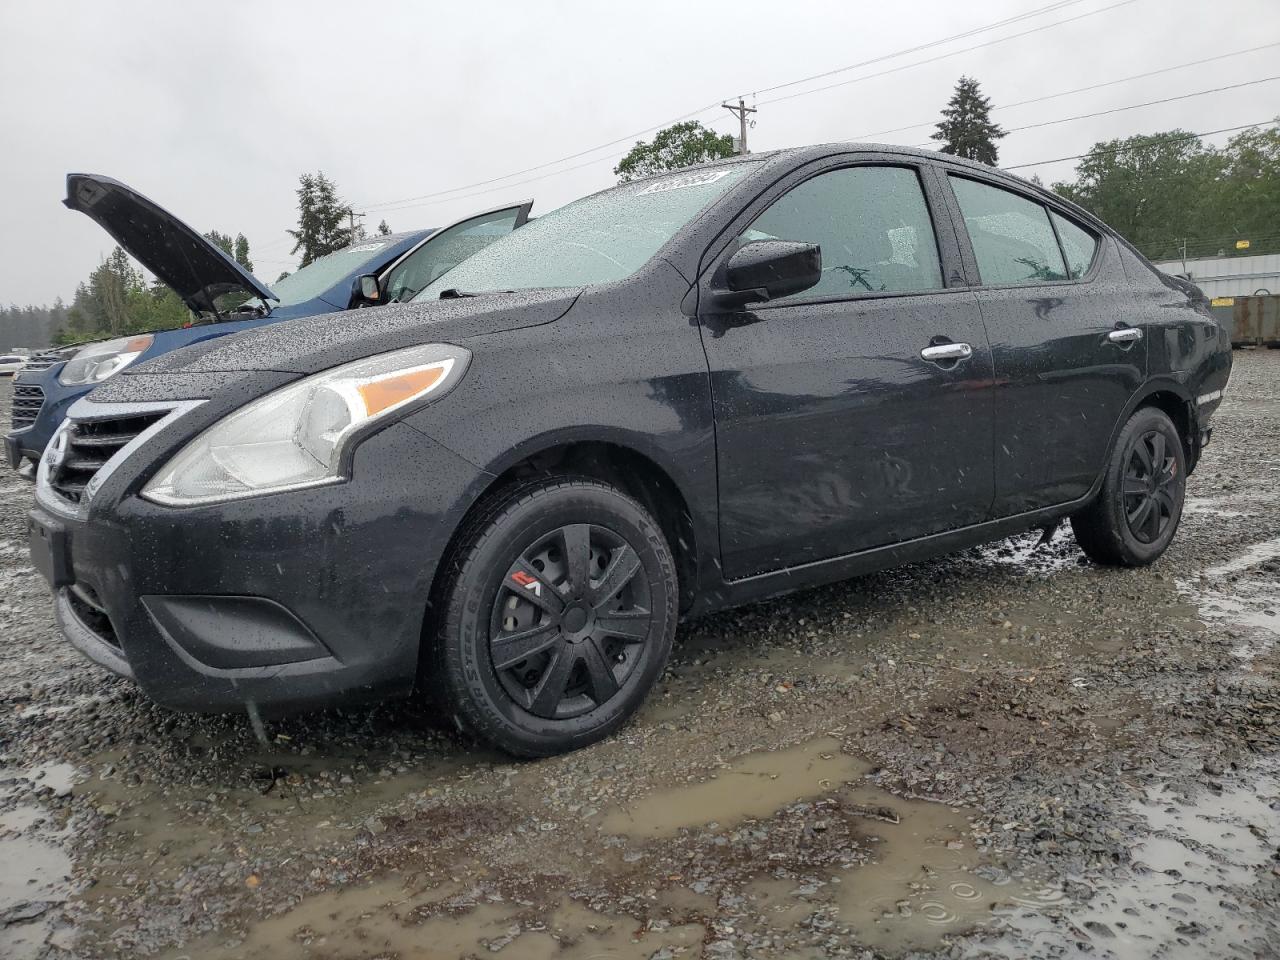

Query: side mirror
(713, 240), (822, 307)
(352, 274), (381, 306)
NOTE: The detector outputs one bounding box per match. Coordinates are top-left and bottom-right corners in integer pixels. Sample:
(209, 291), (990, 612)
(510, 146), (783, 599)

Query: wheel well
(447, 442), (700, 612)
(1138, 390), (1197, 470)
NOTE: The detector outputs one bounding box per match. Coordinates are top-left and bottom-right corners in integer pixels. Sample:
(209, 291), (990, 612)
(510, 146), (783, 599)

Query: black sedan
(28, 144), (1232, 756)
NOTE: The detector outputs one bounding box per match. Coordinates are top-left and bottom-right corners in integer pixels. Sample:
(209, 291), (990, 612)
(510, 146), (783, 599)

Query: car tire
(1071, 406), (1186, 567)
(431, 477), (678, 757)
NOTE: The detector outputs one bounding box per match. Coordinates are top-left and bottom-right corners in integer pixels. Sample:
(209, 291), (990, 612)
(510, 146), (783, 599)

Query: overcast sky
(1, 0), (1277, 305)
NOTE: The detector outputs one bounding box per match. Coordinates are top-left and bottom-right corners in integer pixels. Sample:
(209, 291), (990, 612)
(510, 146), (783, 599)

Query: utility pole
(348, 209), (365, 243)
(722, 98), (757, 155)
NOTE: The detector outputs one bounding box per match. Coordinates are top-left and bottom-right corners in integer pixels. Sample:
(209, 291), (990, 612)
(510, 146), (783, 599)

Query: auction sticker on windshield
(638, 170), (735, 195)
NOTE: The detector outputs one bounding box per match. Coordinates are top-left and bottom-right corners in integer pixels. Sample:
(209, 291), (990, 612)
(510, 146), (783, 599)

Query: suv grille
(10, 383), (45, 430)
(21, 351), (62, 373)
(49, 412), (167, 504)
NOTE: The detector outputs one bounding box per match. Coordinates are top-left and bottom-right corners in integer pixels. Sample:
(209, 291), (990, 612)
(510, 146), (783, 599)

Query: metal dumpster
(1222, 295), (1280, 348)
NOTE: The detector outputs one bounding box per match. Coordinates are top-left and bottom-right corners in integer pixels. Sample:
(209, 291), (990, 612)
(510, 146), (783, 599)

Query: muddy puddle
(1182, 537), (1280, 664)
(599, 736), (864, 837)
(596, 737), (1062, 952)
(956, 537), (1280, 958)
(0, 764), (79, 960)
(970, 531), (1085, 576)
(968, 764), (1280, 959)
(159, 736), (1061, 958)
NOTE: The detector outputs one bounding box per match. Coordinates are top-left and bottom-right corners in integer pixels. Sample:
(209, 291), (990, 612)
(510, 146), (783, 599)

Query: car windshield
(415, 165), (754, 298)
(240, 239), (399, 311)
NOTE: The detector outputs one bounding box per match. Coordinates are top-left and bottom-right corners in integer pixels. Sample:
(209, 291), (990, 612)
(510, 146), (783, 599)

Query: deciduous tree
(615, 121), (736, 183)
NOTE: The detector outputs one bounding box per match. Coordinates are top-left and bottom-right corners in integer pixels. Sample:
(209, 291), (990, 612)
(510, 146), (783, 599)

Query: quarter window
(1050, 210), (1099, 279)
(950, 177), (1068, 285)
(743, 166), (943, 300)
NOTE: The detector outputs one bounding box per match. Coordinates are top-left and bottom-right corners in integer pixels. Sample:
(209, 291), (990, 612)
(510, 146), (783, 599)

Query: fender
(419, 422), (718, 612)
(1091, 377), (1201, 496)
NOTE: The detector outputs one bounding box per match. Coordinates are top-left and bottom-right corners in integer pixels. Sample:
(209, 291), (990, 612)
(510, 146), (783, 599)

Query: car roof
(619, 142), (1107, 235)
(665, 142), (1040, 189)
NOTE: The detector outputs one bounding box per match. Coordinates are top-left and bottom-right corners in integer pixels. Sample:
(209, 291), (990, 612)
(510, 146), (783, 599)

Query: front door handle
(1107, 327), (1143, 344)
(920, 342), (973, 363)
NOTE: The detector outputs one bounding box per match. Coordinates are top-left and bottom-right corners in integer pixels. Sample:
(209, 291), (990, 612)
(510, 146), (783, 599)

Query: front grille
(67, 584), (121, 650)
(21, 351), (62, 373)
(10, 383), (45, 430)
(49, 412), (166, 504)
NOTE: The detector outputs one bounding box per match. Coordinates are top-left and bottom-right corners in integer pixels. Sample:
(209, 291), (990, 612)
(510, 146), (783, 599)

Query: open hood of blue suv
(64, 173), (278, 315)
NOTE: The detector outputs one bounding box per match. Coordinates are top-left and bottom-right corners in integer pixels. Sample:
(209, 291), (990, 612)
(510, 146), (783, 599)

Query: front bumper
(30, 416), (483, 714)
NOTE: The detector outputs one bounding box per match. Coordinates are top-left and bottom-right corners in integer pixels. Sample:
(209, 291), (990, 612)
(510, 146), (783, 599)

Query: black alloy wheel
(1122, 430), (1179, 544)
(491, 523), (653, 720)
(432, 478), (677, 757)
(1071, 405), (1186, 567)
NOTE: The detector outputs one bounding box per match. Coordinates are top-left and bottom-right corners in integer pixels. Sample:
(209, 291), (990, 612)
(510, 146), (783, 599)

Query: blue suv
(6, 174), (531, 469)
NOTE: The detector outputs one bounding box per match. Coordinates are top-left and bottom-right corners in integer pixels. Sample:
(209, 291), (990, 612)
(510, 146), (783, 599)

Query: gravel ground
(1, 352), (1279, 960)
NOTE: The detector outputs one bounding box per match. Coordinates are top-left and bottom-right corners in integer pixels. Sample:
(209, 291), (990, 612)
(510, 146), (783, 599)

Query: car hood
(65, 173), (277, 314)
(90, 289), (581, 402)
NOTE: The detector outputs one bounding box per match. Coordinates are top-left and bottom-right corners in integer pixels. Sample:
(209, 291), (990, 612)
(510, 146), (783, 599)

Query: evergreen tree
(203, 230), (254, 272)
(615, 121), (736, 183)
(90, 247), (143, 335)
(234, 233), (253, 272)
(205, 230), (234, 256)
(931, 77), (1005, 166)
(377, 219), (392, 236)
(287, 172), (354, 266)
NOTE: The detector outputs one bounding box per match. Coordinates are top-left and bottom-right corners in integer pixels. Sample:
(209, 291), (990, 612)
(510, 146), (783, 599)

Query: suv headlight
(58, 335), (154, 385)
(142, 343), (470, 506)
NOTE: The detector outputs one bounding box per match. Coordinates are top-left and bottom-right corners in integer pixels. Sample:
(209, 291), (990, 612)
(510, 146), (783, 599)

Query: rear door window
(1049, 210), (1099, 279)
(743, 165), (943, 301)
(950, 176), (1068, 285)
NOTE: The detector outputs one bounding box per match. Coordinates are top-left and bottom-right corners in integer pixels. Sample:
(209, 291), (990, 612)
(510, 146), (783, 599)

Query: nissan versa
(27, 144), (1231, 757)
(6, 173), (531, 469)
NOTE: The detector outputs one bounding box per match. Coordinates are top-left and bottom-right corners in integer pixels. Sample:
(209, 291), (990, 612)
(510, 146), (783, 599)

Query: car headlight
(141, 343), (470, 506)
(58, 335), (154, 386)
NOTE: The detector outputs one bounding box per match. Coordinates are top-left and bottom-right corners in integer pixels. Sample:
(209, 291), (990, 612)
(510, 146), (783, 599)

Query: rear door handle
(920, 342), (973, 363)
(1107, 327), (1143, 344)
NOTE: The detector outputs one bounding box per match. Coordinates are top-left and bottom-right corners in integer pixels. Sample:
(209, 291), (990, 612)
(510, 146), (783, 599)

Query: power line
(851, 40), (1280, 141)
(990, 75), (1280, 138)
(354, 0), (1126, 213)
(1002, 120), (1277, 170)
(750, 0), (1090, 98)
(358, 100), (724, 213)
(909, 76), (1280, 149)
(901, 76), (1280, 150)
(351, 148), (632, 217)
(757, 0), (1138, 107)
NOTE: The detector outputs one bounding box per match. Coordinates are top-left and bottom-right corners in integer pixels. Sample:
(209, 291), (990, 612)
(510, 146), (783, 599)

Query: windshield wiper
(438, 288), (519, 299)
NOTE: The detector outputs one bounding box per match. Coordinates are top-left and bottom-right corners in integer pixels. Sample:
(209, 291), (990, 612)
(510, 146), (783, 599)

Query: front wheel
(1071, 406), (1186, 566)
(432, 478), (677, 757)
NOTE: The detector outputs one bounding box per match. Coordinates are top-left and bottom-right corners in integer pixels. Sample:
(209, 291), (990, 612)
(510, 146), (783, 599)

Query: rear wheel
(432, 478), (677, 757)
(1071, 406), (1186, 566)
